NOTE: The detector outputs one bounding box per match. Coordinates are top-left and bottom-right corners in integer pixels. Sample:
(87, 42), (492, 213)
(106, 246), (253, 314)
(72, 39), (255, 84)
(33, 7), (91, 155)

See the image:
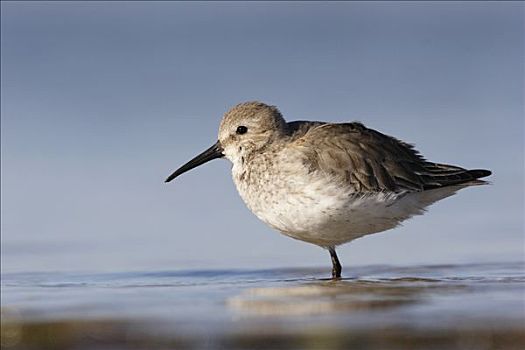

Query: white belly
(234, 164), (462, 247)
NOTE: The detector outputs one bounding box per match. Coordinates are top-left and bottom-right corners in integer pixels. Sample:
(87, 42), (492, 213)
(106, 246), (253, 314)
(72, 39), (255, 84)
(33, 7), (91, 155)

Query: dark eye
(236, 126), (248, 135)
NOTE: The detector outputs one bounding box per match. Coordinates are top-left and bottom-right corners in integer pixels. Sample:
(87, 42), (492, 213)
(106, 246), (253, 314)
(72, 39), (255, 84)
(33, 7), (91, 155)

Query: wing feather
(291, 122), (489, 193)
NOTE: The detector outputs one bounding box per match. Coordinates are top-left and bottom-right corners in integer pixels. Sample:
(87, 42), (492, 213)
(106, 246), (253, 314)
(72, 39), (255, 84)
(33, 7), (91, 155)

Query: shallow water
(1, 262), (524, 349)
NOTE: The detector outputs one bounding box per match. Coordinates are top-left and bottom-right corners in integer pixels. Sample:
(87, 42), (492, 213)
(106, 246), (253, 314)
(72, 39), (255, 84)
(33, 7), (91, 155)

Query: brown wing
(292, 122), (490, 193)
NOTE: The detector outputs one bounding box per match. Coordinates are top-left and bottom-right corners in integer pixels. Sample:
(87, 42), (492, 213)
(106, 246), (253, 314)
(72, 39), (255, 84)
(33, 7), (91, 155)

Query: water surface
(2, 262), (524, 349)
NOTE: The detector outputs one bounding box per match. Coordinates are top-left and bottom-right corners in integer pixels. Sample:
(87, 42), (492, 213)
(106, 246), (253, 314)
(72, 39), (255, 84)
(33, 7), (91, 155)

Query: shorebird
(165, 102), (491, 279)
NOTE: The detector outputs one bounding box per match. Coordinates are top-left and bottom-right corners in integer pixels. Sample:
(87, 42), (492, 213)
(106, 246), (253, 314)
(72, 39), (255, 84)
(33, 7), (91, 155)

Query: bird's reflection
(228, 278), (461, 316)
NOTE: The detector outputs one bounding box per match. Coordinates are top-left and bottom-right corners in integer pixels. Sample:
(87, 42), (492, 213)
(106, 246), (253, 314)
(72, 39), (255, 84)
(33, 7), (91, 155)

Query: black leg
(328, 247), (342, 279)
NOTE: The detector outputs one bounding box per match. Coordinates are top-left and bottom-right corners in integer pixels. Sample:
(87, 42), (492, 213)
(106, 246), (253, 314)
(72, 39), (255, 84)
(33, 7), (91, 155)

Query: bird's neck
(231, 145), (281, 187)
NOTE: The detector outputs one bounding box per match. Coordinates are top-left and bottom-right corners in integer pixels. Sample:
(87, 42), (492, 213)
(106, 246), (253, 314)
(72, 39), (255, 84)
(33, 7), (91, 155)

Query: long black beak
(165, 141), (224, 183)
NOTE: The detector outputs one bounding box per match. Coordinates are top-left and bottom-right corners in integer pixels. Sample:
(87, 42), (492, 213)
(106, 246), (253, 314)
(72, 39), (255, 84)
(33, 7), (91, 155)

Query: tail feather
(467, 169), (492, 179)
(421, 164), (491, 190)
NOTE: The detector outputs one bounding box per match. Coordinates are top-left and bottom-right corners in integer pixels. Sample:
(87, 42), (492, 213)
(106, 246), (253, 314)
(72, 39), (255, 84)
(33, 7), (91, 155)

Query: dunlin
(165, 102), (491, 279)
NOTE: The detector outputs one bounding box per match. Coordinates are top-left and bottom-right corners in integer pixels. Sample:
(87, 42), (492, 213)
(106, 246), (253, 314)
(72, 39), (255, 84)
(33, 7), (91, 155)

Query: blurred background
(1, 1), (523, 274)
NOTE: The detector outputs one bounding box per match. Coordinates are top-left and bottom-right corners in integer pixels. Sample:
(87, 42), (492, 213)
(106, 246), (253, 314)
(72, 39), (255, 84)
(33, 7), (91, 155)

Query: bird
(165, 101), (491, 279)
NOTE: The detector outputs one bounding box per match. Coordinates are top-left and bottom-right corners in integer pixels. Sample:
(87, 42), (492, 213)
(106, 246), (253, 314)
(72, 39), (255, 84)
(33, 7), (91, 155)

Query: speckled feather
(291, 122), (487, 193)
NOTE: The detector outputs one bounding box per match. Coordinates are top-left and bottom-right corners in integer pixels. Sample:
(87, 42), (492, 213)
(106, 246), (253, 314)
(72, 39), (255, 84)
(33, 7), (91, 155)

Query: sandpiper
(165, 102), (491, 279)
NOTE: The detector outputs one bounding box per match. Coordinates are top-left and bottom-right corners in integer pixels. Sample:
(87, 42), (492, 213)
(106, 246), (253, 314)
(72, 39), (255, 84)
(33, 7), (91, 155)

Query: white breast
(231, 153), (461, 247)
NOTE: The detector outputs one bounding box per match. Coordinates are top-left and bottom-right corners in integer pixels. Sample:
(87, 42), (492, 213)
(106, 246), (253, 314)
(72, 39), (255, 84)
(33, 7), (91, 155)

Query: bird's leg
(328, 247), (342, 279)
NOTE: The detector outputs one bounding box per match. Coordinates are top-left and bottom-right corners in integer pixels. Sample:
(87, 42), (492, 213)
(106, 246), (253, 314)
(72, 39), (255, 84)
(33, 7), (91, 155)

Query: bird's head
(165, 101), (286, 183)
(218, 101), (286, 163)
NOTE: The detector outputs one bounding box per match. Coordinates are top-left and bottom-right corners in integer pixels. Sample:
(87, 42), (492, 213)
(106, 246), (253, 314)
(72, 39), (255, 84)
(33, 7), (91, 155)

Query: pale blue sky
(1, 1), (523, 273)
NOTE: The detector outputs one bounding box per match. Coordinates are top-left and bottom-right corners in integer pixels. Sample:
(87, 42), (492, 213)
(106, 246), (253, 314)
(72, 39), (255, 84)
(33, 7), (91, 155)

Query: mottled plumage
(166, 101), (491, 278)
(292, 122), (488, 192)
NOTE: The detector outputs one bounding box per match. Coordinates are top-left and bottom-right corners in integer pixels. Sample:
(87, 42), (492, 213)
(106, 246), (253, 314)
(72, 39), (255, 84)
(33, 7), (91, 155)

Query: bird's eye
(236, 126), (248, 135)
